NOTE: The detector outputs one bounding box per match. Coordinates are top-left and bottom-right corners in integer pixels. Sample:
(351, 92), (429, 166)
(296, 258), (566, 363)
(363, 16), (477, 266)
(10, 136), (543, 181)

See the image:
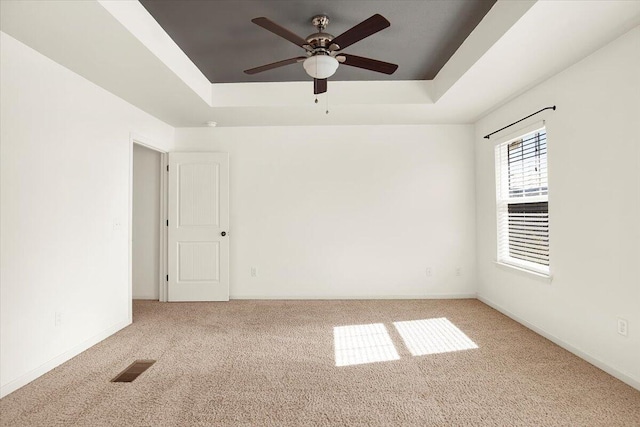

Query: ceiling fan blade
(330, 14), (390, 51)
(338, 54), (398, 75)
(252, 17), (310, 49)
(244, 57), (306, 75)
(314, 78), (327, 95)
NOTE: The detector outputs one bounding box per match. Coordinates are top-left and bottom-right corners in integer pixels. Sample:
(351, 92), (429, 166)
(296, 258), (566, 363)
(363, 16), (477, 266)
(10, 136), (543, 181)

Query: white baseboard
(477, 295), (640, 391)
(230, 293), (477, 300)
(0, 319), (131, 398)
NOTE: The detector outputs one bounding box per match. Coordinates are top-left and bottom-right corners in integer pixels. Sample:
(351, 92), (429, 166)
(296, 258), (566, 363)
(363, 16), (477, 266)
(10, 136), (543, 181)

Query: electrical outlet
(617, 318), (628, 337)
(425, 267), (432, 277)
(455, 267), (462, 276)
(250, 267), (257, 277)
(55, 312), (63, 327)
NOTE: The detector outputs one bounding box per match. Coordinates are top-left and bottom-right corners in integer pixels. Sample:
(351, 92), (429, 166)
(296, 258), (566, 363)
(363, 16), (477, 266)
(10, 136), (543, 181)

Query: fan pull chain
(326, 90), (329, 115)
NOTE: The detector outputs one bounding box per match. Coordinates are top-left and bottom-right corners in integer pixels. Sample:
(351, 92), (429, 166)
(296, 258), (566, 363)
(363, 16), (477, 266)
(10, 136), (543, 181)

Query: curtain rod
(484, 106), (556, 140)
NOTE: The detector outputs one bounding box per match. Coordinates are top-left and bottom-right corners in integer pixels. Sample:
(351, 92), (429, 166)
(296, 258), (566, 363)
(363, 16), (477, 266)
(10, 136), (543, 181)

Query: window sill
(494, 261), (553, 284)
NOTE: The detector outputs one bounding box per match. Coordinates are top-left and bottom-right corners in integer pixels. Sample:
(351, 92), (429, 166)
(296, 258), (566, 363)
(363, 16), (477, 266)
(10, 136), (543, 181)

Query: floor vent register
(111, 360), (156, 383)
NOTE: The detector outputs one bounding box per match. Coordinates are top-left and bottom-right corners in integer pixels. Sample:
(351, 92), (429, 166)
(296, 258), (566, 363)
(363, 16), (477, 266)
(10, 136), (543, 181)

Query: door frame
(129, 133), (169, 314)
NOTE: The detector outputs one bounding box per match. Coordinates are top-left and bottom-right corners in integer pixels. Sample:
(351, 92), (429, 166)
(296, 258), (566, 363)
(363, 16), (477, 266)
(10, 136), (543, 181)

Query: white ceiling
(1, 0), (639, 128)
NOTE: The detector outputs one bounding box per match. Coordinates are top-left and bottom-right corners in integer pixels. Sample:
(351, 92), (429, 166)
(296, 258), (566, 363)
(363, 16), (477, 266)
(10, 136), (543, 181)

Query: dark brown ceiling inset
(140, 0), (496, 83)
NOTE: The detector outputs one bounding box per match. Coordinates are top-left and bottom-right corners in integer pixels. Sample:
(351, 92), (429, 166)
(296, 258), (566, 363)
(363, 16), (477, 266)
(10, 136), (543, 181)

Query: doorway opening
(131, 141), (167, 303)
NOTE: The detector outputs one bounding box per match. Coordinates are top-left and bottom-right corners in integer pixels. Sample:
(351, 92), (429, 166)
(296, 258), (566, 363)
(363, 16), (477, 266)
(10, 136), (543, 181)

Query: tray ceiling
(5, 0), (636, 127)
(139, 0), (496, 83)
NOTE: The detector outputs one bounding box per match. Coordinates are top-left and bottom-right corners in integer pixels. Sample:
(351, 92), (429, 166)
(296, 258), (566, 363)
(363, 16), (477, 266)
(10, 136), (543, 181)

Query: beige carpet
(1, 299), (639, 426)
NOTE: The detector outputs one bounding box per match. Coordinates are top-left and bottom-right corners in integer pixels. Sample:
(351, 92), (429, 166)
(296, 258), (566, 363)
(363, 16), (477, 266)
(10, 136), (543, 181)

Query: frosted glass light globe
(303, 55), (339, 79)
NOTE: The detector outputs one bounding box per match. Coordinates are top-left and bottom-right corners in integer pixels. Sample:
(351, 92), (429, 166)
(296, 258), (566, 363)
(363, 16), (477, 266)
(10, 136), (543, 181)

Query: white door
(168, 152), (229, 301)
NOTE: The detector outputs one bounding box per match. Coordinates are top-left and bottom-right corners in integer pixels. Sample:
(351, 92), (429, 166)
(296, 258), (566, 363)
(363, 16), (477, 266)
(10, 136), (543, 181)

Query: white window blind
(495, 128), (549, 274)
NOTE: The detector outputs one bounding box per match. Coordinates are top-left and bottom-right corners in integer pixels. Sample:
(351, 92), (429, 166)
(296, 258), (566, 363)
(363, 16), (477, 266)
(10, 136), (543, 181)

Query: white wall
(0, 32), (174, 397)
(175, 125), (476, 299)
(132, 144), (161, 300)
(474, 27), (640, 389)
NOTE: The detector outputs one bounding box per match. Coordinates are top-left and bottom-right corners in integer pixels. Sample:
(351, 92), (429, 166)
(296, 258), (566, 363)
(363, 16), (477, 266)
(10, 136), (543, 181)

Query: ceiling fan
(244, 14), (398, 95)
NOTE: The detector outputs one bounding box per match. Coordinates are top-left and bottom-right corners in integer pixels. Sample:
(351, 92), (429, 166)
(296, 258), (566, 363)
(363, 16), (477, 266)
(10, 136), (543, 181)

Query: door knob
(221, 231), (227, 237)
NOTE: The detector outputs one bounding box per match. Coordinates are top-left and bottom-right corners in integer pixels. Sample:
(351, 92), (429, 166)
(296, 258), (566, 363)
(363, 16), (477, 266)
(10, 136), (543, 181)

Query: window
(495, 127), (549, 275)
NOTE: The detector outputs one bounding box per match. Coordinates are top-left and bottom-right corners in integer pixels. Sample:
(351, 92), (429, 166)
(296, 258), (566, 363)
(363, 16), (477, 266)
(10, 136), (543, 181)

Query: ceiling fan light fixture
(303, 55), (339, 79)
(245, 14), (397, 94)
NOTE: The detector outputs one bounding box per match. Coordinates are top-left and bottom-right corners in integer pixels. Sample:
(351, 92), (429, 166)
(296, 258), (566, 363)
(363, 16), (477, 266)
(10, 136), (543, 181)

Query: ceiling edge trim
(431, 0), (536, 103)
(211, 80), (434, 107)
(98, 0), (212, 106)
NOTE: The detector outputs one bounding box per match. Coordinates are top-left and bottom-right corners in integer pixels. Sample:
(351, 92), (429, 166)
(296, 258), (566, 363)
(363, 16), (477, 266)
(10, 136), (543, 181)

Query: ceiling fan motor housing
(305, 32), (335, 50)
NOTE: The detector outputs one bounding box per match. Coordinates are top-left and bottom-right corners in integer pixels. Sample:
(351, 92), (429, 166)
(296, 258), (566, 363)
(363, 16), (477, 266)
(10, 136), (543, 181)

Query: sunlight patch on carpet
(334, 323), (400, 367)
(393, 318), (478, 356)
